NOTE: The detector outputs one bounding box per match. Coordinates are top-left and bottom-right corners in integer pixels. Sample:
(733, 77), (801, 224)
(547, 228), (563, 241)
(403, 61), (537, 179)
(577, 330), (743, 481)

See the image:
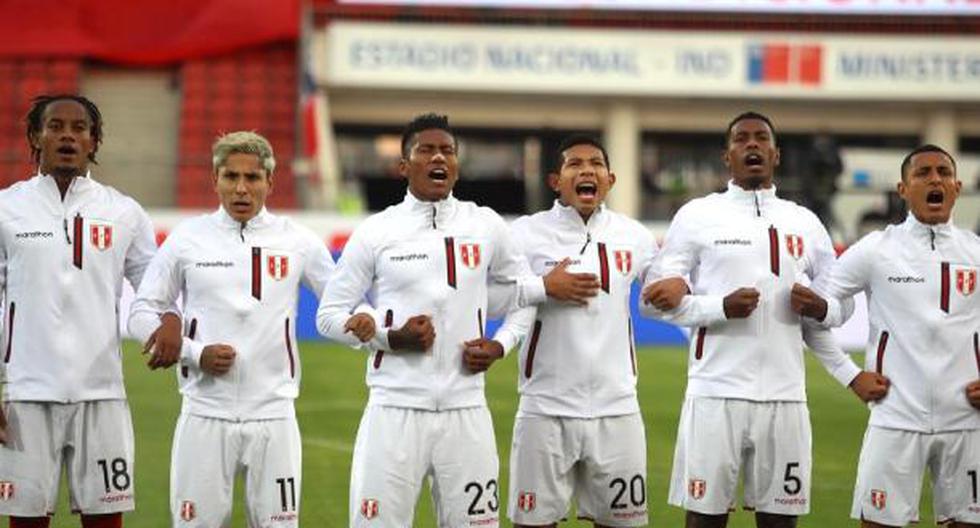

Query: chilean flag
(748, 43), (822, 85)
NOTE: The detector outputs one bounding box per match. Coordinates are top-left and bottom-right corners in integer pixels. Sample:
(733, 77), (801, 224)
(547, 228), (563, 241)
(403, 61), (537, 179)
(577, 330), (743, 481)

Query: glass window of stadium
(335, 126), (599, 214)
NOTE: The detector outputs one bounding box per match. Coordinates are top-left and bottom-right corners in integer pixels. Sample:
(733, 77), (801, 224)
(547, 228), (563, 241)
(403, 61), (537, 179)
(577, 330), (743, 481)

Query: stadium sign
(338, 0), (980, 16)
(318, 22), (980, 101)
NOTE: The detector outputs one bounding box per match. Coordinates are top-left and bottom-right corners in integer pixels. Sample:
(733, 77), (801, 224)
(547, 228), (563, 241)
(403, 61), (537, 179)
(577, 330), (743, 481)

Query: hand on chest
(531, 239), (636, 294)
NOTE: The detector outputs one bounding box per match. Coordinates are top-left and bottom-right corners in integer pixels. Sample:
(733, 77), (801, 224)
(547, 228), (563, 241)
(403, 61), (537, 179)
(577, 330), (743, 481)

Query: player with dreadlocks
(0, 95), (179, 528)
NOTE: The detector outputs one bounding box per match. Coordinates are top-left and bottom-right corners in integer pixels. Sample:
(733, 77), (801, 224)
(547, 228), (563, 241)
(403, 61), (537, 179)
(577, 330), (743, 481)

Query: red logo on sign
(180, 500), (195, 521)
(90, 224), (113, 251)
(267, 255), (289, 281)
(957, 269), (976, 296)
(689, 479), (706, 500)
(614, 250), (632, 275)
(785, 234), (804, 259)
(0, 481), (13, 500)
(361, 498), (379, 520)
(517, 491), (536, 512)
(870, 489), (886, 510)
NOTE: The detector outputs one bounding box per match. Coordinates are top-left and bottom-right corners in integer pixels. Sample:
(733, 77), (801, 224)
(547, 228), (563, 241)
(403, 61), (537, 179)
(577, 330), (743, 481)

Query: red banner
(0, 0), (299, 64)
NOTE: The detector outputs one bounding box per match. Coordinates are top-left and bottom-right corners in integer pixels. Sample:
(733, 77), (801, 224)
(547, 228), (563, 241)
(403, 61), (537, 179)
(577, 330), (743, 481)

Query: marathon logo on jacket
(614, 250), (632, 275)
(887, 275), (924, 284)
(517, 491), (535, 512)
(956, 268), (976, 296)
(361, 498), (379, 519)
(14, 231), (53, 240)
(870, 489), (887, 510)
(267, 254), (289, 281)
(0, 481), (13, 500)
(460, 243), (481, 269)
(785, 234), (804, 259)
(180, 500), (195, 521)
(688, 479), (706, 500)
(90, 222), (113, 251)
(714, 238), (751, 246)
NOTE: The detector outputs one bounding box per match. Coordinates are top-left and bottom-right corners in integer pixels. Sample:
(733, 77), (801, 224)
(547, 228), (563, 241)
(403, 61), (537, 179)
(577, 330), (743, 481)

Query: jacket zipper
(182, 318), (198, 378)
(71, 213), (83, 269)
(974, 332), (979, 376)
(929, 229), (936, 251)
(694, 327), (707, 360)
(431, 205), (437, 229)
(524, 321), (542, 379)
(940, 261), (950, 314)
(444, 237), (457, 289)
(373, 309), (394, 369)
(754, 192), (761, 217)
(285, 318), (295, 378)
(768, 225), (780, 277)
(579, 232), (592, 254)
(597, 242), (610, 293)
(477, 308), (484, 339)
(875, 330), (889, 375)
(251, 247), (262, 300)
(627, 316), (637, 376)
(4, 302), (15, 363)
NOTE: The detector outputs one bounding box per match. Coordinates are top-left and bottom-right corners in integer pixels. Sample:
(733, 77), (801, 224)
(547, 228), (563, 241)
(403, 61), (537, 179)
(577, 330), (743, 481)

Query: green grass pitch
(26, 343), (935, 527)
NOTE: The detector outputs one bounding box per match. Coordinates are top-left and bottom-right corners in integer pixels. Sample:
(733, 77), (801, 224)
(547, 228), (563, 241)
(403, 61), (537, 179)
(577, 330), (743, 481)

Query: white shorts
(349, 405), (500, 528)
(170, 413), (302, 527)
(668, 397), (811, 516)
(0, 400), (135, 517)
(851, 426), (980, 526)
(507, 414), (648, 527)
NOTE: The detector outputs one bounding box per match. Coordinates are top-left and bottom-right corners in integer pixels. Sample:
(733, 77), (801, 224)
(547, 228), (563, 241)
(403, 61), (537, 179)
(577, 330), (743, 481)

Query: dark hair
(26, 94), (103, 165)
(556, 134), (610, 171)
(726, 111), (776, 146)
(400, 112), (455, 158)
(900, 144), (956, 181)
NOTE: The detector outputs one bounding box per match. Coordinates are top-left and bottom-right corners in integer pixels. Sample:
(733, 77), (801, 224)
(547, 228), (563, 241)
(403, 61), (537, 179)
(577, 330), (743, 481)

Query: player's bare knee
(686, 510), (729, 528)
(755, 511), (797, 528)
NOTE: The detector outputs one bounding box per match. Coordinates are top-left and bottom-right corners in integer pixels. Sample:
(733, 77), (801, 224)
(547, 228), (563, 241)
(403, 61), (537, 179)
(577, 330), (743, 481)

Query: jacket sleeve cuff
(818, 296), (843, 328)
(181, 338), (206, 368)
(520, 276), (547, 307)
(491, 329), (520, 357)
(831, 358), (862, 388)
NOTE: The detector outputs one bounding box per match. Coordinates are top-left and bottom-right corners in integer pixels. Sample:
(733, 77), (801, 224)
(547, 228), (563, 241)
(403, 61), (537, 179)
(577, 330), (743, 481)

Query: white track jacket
(128, 208), (334, 420)
(820, 214), (979, 433)
(316, 192), (546, 411)
(654, 181), (859, 402)
(0, 173), (156, 402)
(496, 202), (728, 418)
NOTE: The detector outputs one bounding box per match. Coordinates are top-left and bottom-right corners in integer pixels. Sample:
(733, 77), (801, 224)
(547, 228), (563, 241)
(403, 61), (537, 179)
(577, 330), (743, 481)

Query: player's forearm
(641, 294), (727, 328)
(803, 323), (861, 387)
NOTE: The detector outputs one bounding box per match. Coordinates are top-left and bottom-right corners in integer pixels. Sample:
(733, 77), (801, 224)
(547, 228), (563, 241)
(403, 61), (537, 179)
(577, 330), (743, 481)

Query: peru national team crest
(179, 500), (195, 521)
(90, 223), (113, 251)
(517, 491), (536, 512)
(361, 498), (379, 520)
(0, 481), (13, 501)
(870, 489), (887, 510)
(785, 234), (804, 260)
(689, 479), (706, 500)
(614, 250), (632, 275)
(956, 268), (976, 296)
(460, 243), (481, 269)
(267, 255), (289, 281)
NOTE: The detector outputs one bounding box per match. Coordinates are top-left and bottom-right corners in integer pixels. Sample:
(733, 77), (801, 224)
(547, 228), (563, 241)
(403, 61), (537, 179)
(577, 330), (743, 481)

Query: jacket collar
(900, 212), (954, 246)
(551, 199), (606, 230)
(403, 190), (458, 227)
(35, 171), (94, 200)
(213, 206), (272, 231)
(724, 179), (777, 208)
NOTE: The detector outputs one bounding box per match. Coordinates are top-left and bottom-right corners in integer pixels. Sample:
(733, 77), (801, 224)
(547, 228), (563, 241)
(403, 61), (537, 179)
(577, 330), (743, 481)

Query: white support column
(604, 103), (641, 218)
(923, 108), (958, 156)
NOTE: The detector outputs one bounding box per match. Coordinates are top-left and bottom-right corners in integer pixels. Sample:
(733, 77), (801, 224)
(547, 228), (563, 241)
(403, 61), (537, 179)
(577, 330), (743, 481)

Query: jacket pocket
(628, 317), (637, 376)
(181, 318), (198, 378)
(285, 318), (296, 378)
(4, 302), (15, 363)
(373, 309), (394, 370)
(694, 327), (707, 360)
(524, 321), (542, 379)
(875, 330), (889, 375)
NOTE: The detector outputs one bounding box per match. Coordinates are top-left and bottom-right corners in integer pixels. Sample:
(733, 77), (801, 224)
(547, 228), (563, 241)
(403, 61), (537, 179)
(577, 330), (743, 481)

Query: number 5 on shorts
(783, 462), (802, 496)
